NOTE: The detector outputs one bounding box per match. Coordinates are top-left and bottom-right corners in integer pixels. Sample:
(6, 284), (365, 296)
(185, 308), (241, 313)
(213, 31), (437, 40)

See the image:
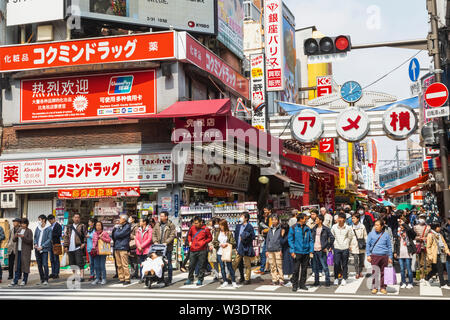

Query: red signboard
(0, 31), (176, 72)
(425, 82), (449, 108)
(173, 116), (228, 143)
(184, 34), (249, 99)
(317, 76), (332, 97)
(20, 70), (156, 123)
(58, 187), (140, 199)
(319, 138), (335, 153)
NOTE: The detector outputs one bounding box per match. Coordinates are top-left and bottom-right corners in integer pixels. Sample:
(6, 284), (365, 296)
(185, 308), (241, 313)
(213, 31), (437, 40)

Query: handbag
(208, 247), (217, 263)
(221, 245), (232, 262)
(384, 266), (397, 285)
(61, 253), (68, 267)
(52, 243), (62, 256)
(98, 238), (112, 256)
(326, 251), (334, 266)
(416, 227), (427, 254)
(353, 228), (366, 250)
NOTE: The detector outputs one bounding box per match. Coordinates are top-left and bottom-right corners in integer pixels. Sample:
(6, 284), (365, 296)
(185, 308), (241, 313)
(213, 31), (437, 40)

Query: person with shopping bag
(366, 219), (393, 294)
(212, 219), (238, 288)
(208, 218), (221, 282)
(311, 214), (334, 287)
(393, 217), (416, 289)
(91, 221), (111, 285)
(424, 223), (450, 289)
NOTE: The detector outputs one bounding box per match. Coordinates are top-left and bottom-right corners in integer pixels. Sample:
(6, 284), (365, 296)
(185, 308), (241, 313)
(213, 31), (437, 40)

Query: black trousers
(8, 253), (15, 279)
(426, 255), (446, 286)
(291, 254), (310, 288)
(334, 249), (350, 280)
(188, 250), (207, 282)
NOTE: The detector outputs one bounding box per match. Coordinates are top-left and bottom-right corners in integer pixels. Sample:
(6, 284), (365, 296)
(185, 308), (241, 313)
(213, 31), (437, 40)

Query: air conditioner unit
(1, 192), (16, 209)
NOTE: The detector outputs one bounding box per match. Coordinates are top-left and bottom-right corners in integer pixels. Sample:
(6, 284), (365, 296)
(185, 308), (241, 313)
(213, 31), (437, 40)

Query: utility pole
(428, 0), (450, 219)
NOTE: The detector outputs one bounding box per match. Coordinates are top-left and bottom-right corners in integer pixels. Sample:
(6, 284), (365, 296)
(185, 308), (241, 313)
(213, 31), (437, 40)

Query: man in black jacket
(47, 215), (62, 279)
(112, 215), (132, 285)
(311, 215), (334, 287)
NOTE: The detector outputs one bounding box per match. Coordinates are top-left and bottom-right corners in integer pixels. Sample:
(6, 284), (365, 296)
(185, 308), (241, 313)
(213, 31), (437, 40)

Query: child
(141, 252), (164, 279)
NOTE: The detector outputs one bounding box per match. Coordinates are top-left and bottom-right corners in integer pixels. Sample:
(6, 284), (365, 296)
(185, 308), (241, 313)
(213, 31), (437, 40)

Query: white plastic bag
(61, 253), (68, 267)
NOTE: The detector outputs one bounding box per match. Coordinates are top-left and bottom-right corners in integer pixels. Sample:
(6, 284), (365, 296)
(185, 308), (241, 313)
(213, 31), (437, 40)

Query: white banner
(7, 0), (64, 26)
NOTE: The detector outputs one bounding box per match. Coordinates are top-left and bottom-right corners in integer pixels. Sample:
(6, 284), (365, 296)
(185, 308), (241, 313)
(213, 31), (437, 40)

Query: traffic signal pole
(428, 0), (450, 219)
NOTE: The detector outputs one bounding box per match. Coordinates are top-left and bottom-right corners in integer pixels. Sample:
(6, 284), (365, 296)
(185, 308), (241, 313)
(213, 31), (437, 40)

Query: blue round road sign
(409, 58), (420, 82)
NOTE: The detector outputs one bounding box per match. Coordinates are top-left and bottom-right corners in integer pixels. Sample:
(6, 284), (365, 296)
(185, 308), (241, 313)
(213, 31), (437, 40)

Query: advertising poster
(280, 16), (297, 102)
(21, 70), (156, 123)
(123, 154), (173, 182)
(264, 0), (284, 91)
(250, 53), (266, 131)
(217, 0), (244, 59)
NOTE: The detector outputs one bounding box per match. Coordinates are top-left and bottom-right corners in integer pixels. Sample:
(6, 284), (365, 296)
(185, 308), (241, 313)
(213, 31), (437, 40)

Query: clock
(340, 81), (363, 104)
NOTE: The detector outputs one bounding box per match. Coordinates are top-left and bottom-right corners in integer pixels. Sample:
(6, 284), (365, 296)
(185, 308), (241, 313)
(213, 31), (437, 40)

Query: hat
(13, 218), (21, 222)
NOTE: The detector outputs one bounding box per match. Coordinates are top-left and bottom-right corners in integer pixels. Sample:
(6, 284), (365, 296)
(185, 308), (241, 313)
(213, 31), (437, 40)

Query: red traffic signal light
(303, 35), (352, 56)
(335, 35), (351, 52)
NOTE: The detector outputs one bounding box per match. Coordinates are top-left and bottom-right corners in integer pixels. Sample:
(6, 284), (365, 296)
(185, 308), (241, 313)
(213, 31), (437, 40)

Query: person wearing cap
(414, 213), (431, 282)
(7, 218), (21, 280)
(288, 209), (298, 227)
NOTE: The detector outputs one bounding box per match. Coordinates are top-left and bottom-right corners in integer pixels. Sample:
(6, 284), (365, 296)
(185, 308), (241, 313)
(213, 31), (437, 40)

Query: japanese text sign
(317, 76), (333, 97)
(58, 187), (140, 199)
(337, 167), (347, 190)
(290, 109), (323, 143)
(382, 104), (418, 140)
(319, 138), (335, 153)
(21, 70), (156, 123)
(0, 31), (175, 72)
(264, 0), (284, 91)
(174, 116), (228, 143)
(183, 33), (249, 99)
(336, 108), (370, 142)
(250, 53), (266, 131)
(124, 154), (173, 182)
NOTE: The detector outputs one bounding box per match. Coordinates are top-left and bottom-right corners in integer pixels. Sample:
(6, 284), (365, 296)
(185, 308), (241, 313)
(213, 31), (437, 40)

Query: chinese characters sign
(58, 187), (140, 199)
(1, 160), (45, 187)
(336, 108), (370, 142)
(264, 0), (284, 91)
(337, 167), (347, 190)
(250, 53), (266, 131)
(290, 109), (323, 143)
(319, 138), (335, 153)
(0, 31), (175, 72)
(183, 33), (249, 99)
(20, 70), (156, 123)
(174, 116), (228, 143)
(382, 104), (418, 140)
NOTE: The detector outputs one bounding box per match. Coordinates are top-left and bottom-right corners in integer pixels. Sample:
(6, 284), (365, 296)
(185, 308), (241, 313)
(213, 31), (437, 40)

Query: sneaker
(8, 283), (17, 287)
(19, 281), (26, 286)
(91, 279), (99, 285)
(42, 281), (48, 286)
(441, 285), (450, 290)
(325, 282), (331, 287)
(284, 282), (292, 287)
(371, 289), (378, 294)
(35, 282), (42, 286)
(101, 279), (107, 285)
(341, 279), (347, 286)
(232, 282), (240, 288)
(184, 279), (193, 285)
(180, 267), (187, 273)
(406, 284), (413, 289)
(53, 275), (59, 279)
(420, 278), (426, 284)
(220, 282), (229, 288)
(333, 279), (339, 286)
(400, 283), (407, 289)
(89, 276), (95, 281)
(196, 280), (203, 286)
(380, 288), (387, 294)
(238, 278), (245, 284)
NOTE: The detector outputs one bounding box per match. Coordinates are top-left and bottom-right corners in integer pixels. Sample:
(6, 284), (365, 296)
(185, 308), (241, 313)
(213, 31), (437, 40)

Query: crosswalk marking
(335, 277), (365, 294)
(255, 285), (281, 291)
(108, 280), (139, 288)
(420, 281), (443, 296)
(179, 276), (215, 289)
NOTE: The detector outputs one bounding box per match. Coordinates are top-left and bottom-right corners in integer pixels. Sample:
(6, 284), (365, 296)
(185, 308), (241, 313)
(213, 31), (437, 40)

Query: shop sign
(337, 167), (347, 190)
(208, 188), (232, 198)
(0, 31), (176, 73)
(319, 138), (335, 153)
(124, 154), (173, 182)
(336, 108), (370, 142)
(217, 0), (244, 58)
(182, 33), (249, 99)
(411, 190), (424, 205)
(183, 163), (251, 191)
(250, 53), (266, 131)
(20, 70), (156, 123)
(58, 187), (140, 199)
(174, 194), (179, 217)
(382, 104), (418, 140)
(161, 197), (172, 211)
(291, 109), (323, 143)
(264, 0), (284, 91)
(1, 160), (45, 188)
(174, 116), (228, 143)
(317, 76), (333, 97)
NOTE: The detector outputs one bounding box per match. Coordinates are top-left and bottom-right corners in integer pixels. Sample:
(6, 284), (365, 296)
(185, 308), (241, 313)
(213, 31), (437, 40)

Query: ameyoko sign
(0, 31), (176, 72)
(382, 104), (418, 140)
(0, 154), (172, 190)
(291, 109), (324, 143)
(336, 108), (370, 142)
(20, 70), (156, 123)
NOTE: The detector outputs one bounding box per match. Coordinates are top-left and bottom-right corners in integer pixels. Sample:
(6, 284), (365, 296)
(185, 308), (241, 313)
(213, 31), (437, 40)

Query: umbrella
(382, 200), (396, 207)
(396, 203), (413, 210)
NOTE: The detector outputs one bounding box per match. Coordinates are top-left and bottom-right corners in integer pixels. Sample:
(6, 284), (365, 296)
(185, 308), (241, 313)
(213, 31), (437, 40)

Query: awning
(385, 174), (429, 196)
(283, 154), (339, 176)
(278, 101), (338, 115)
(273, 174), (305, 198)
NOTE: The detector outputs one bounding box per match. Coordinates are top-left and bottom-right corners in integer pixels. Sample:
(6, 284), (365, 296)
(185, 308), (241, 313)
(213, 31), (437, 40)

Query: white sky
(285, 0), (430, 164)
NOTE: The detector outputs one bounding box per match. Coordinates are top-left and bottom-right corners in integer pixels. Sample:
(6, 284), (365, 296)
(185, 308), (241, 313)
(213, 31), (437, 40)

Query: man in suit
(232, 212), (255, 285)
(48, 215), (62, 279)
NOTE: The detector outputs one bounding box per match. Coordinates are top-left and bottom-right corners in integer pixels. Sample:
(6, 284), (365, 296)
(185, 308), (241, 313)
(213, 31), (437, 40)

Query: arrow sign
(408, 58), (420, 82)
(425, 82), (449, 108)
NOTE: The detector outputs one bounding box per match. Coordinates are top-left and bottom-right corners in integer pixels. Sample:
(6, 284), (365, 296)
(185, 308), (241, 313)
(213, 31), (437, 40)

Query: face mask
(214, 225), (219, 229)
(358, 210), (363, 214)
(239, 218), (245, 223)
(419, 219), (425, 224)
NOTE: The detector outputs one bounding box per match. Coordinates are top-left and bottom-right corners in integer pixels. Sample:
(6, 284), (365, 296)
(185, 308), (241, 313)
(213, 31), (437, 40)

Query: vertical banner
(250, 53), (266, 131)
(337, 167), (347, 190)
(264, 0), (284, 91)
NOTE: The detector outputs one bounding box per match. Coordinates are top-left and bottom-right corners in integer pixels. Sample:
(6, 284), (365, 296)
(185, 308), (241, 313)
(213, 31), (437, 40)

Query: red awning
(385, 174), (429, 196)
(119, 99), (231, 119)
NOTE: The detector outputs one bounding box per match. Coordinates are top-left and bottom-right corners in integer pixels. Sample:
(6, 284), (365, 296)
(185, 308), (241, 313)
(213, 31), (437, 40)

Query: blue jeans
(13, 251), (28, 285)
(399, 258), (413, 285)
(446, 261), (450, 285)
(88, 252), (95, 277)
(93, 255), (106, 281)
(313, 251), (331, 284)
(217, 254), (236, 283)
(35, 250), (49, 282)
(166, 247), (173, 283)
(49, 250), (60, 276)
(260, 241), (267, 272)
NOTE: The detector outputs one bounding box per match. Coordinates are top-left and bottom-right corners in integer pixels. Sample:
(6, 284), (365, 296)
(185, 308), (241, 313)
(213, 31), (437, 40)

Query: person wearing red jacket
(184, 216), (212, 286)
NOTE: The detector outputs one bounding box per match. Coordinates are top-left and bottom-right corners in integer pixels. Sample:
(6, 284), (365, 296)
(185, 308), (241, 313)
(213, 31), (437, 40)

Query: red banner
(58, 187), (140, 199)
(184, 34), (249, 99)
(319, 138), (335, 153)
(174, 116), (228, 143)
(0, 31), (175, 72)
(20, 70), (156, 123)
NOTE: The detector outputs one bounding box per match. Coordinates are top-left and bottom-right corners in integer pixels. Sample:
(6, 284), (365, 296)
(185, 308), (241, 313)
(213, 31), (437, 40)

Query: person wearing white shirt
(331, 213), (354, 286)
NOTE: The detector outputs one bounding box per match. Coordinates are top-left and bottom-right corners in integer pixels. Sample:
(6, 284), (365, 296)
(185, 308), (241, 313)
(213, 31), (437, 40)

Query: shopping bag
(208, 247), (217, 263)
(61, 253), (68, 267)
(98, 239), (111, 256)
(327, 251), (334, 266)
(384, 266), (397, 285)
(221, 245), (232, 262)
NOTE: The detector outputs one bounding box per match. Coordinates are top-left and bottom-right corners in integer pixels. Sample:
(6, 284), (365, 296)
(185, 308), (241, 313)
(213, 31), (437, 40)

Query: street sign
(425, 106), (450, 118)
(290, 109), (324, 143)
(425, 82), (449, 108)
(409, 58), (420, 82)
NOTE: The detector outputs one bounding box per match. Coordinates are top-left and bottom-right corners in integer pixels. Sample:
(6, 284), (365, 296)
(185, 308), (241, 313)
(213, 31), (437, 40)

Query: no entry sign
(425, 82), (449, 108)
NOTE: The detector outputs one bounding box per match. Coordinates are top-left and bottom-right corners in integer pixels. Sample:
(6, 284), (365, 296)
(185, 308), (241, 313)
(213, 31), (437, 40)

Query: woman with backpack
(91, 221), (111, 285)
(350, 213), (368, 279)
(213, 219), (238, 288)
(394, 217), (416, 289)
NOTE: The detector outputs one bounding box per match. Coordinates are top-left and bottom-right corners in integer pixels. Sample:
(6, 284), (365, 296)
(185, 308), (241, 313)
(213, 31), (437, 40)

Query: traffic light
(304, 35), (352, 56)
(421, 121), (440, 148)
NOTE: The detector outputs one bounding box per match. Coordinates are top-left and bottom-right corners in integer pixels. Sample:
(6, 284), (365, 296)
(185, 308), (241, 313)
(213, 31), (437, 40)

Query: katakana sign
(317, 76), (333, 97)
(336, 108), (370, 142)
(382, 104), (418, 140)
(0, 31), (175, 72)
(264, 0), (284, 91)
(290, 109), (323, 143)
(319, 138), (335, 153)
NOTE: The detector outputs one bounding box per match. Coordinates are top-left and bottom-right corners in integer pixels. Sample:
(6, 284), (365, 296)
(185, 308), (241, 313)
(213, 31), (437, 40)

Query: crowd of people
(0, 203), (449, 295)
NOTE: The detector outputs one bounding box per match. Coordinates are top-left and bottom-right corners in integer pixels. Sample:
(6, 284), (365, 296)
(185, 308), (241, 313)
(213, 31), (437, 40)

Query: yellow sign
(337, 167), (347, 189)
(251, 68), (263, 78)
